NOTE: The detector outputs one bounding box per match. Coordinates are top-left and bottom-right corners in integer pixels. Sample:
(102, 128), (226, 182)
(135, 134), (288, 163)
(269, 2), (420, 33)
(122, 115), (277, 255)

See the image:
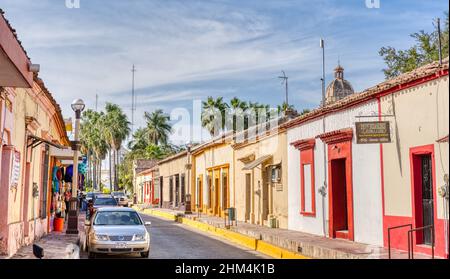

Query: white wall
(287, 100), (383, 246)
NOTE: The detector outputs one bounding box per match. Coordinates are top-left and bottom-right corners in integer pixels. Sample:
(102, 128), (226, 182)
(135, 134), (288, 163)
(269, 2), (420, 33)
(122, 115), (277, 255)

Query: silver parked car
(85, 207), (151, 258)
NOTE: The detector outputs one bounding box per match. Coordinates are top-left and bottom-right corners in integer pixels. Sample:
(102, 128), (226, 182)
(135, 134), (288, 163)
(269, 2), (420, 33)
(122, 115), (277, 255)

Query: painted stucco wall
(287, 99), (383, 246)
(233, 132), (288, 229)
(382, 76), (449, 219)
(1, 82), (67, 256)
(158, 155), (187, 205)
(193, 143), (234, 213)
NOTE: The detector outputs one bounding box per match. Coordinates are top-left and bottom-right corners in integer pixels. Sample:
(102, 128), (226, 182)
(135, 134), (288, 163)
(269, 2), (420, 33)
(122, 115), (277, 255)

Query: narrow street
(80, 214), (268, 259)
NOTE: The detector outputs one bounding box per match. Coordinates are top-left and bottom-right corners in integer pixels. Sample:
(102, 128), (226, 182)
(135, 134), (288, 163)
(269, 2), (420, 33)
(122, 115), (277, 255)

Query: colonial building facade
(284, 59), (449, 257)
(1, 10), (70, 257)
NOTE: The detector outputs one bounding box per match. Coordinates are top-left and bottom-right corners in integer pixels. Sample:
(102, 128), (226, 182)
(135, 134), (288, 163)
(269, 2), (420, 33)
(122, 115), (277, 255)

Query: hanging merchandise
(78, 162), (87, 175)
(64, 165), (73, 183)
(60, 167), (65, 181)
(52, 166), (60, 193)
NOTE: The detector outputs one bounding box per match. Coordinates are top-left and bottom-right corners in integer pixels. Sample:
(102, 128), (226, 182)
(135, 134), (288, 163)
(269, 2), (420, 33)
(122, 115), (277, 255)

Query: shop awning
(27, 135), (66, 150)
(242, 155), (272, 170)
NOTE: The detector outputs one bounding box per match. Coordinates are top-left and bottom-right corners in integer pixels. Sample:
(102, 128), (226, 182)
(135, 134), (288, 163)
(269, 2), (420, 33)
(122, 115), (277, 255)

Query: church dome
(325, 64), (354, 105)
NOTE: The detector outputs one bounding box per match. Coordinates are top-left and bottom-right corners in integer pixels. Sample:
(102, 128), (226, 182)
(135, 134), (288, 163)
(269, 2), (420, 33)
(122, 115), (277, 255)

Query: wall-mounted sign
(355, 121), (391, 144)
(10, 151), (21, 188)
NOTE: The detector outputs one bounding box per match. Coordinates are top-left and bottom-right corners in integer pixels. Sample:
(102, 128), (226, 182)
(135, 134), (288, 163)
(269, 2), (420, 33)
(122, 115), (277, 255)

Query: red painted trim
(317, 128), (353, 144)
(408, 144), (445, 257)
(325, 131), (354, 241)
(378, 97), (387, 246)
(283, 69), (449, 130)
(291, 138), (316, 151)
(298, 141), (316, 217)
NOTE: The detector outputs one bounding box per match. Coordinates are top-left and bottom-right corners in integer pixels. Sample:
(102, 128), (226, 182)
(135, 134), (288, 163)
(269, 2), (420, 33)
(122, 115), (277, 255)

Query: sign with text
(10, 151), (21, 188)
(355, 121), (391, 144)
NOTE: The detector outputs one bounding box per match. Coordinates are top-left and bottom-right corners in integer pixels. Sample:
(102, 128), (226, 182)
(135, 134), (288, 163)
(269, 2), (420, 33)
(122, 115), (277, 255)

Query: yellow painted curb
(140, 209), (309, 259)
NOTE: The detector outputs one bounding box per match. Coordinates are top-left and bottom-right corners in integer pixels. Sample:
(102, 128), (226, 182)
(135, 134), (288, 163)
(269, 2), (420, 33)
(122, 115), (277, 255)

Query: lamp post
(66, 99), (85, 235)
(185, 142), (193, 214)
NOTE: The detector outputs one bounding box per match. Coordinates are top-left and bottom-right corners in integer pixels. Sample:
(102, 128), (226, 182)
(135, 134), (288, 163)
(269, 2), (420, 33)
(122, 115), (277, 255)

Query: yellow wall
(381, 76), (449, 218)
(158, 155), (188, 204)
(193, 143), (234, 215)
(7, 84), (66, 238)
(233, 132), (288, 228)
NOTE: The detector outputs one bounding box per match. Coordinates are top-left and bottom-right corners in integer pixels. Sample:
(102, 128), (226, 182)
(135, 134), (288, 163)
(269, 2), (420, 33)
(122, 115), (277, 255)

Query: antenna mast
(278, 70), (289, 109)
(320, 38), (326, 107)
(131, 64), (136, 135)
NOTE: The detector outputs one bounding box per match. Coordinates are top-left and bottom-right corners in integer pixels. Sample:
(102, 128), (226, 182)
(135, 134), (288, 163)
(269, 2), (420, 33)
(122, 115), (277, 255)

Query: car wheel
(140, 251), (149, 258)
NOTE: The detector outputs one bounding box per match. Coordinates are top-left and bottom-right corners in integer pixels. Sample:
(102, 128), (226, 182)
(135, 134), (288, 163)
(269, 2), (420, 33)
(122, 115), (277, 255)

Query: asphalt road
(81, 213), (267, 259)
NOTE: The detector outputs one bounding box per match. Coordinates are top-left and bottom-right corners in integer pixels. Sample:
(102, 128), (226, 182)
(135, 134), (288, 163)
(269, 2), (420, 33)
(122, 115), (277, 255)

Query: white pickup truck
(111, 191), (129, 207)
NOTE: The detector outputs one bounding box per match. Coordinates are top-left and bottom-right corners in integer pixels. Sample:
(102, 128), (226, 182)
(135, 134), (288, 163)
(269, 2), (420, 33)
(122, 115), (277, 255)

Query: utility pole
(95, 94), (98, 112)
(319, 38), (327, 237)
(278, 71), (289, 110)
(320, 38), (326, 106)
(131, 64), (136, 136)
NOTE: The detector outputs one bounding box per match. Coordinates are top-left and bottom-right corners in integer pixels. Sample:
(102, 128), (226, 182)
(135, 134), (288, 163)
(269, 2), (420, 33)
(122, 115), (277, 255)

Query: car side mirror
(145, 221), (151, 226)
(85, 220), (91, 226)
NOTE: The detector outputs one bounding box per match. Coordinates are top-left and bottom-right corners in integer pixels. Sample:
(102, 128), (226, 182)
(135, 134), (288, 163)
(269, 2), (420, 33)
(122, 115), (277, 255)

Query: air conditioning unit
(271, 166), (281, 183)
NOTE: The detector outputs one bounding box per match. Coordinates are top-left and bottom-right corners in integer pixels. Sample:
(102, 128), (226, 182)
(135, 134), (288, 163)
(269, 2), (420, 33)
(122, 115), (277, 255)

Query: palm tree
(80, 109), (108, 191)
(228, 97), (248, 132)
(277, 102), (295, 115)
(201, 97), (229, 136)
(104, 103), (131, 191)
(128, 127), (149, 151)
(143, 109), (172, 145)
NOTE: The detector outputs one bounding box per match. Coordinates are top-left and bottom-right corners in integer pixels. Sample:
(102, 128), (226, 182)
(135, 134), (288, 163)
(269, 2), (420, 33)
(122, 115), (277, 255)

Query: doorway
(262, 169), (269, 223)
(214, 171), (220, 215)
(330, 159), (348, 238)
(197, 176), (203, 210)
(175, 174), (180, 207)
(412, 152), (435, 245)
(207, 172), (212, 210)
(159, 177), (163, 207)
(245, 173), (251, 221)
(222, 168), (229, 211)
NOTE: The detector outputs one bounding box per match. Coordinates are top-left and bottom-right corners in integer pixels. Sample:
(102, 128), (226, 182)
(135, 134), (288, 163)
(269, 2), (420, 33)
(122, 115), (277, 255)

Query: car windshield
(87, 193), (94, 198)
(94, 198), (117, 206)
(113, 192), (125, 197)
(93, 211), (142, 226)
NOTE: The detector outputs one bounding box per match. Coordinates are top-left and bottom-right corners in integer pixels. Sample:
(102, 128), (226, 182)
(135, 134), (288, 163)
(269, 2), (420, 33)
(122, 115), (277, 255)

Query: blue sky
(1, 0), (448, 144)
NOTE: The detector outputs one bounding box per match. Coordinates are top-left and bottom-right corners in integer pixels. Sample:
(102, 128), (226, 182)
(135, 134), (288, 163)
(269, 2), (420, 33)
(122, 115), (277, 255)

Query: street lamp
(185, 142), (193, 214)
(67, 99), (85, 235)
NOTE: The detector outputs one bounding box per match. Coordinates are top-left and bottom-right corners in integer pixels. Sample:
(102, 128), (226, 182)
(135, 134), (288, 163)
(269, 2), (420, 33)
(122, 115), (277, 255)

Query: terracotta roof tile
(283, 58), (449, 129)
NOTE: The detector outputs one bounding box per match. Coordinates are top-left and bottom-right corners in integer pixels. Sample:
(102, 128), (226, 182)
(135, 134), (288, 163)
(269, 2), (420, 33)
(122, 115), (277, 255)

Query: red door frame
(409, 144), (439, 255)
(318, 129), (354, 241)
(291, 138), (316, 217)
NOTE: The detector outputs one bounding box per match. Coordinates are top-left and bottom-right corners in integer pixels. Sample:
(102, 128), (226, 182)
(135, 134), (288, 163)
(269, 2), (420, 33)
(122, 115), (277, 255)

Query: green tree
(80, 109), (108, 191)
(144, 109), (172, 145)
(201, 96), (229, 136)
(227, 97), (249, 132)
(104, 103), (131, 191)
(379, 13), (449, 79)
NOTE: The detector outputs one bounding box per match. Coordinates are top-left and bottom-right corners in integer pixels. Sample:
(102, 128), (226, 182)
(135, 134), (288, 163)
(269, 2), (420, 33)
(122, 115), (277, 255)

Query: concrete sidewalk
(8, 214), (85, 259)
(134, 205), (433, 259)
